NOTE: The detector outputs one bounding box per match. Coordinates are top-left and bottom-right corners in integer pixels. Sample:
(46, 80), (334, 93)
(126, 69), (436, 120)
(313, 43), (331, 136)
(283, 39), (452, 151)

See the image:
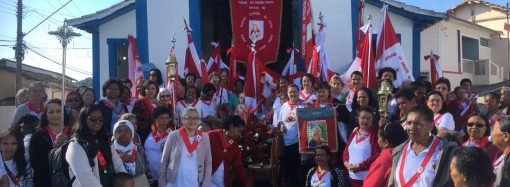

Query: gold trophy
(377, 80), (392, 119)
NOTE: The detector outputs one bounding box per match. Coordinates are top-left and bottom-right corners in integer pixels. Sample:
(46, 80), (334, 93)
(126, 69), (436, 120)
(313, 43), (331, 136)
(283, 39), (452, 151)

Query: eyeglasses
(160, 95), (171, 98)
(466, 122), (485, 128)
(182, 117), (200, 122)
(87, 117), (104, 123)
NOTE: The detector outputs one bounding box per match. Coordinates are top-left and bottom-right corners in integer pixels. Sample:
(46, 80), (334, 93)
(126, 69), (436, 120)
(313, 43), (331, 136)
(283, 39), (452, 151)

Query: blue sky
(0, 0), (507, 80)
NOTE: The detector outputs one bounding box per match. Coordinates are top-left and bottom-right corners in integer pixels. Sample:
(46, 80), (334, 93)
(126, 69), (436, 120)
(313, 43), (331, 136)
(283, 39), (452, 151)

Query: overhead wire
(25, 46), (92, 75)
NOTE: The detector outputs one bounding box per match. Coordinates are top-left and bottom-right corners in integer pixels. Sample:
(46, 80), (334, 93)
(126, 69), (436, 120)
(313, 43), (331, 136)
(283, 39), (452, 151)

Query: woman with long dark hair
(65, 104), (126, 186)
(29, 99), (71, 187)
(148, 68), (164, 88)
(133, 80), (160, 142)
(0, 129), (33, 186)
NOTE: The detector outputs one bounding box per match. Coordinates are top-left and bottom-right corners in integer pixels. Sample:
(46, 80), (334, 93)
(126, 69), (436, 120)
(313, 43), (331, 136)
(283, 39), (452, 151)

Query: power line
(0, 35), (16, 39)
(25, 46), (92, 75)
(70, 0), (83, 15)
(0, 9), (15, 16)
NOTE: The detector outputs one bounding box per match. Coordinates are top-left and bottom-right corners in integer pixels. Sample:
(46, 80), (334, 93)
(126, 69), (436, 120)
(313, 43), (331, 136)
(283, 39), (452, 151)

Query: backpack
(48, 139), (83, 187)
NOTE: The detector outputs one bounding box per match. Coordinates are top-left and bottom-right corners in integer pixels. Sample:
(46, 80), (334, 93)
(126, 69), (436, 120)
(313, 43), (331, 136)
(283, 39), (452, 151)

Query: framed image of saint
(297, 107), (338, 153)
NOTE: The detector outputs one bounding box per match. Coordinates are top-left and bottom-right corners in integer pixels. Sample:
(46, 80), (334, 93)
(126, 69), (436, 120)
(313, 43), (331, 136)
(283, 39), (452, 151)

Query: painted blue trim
(351, 0), (359, 60)
(189, 0), (202, 56)
(136, 0), (149, 64)
(412, 23), (421, 79)
(92, 31), (100, 99)
(106, 38), (129, 78)
(364, 0), (442, 23)
(72, 3), (136, 33)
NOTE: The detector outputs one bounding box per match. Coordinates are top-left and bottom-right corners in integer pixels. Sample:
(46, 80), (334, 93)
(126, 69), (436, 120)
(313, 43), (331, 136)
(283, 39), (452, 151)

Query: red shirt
(207, 129), (249, 187)
(363, 148), (393, 187)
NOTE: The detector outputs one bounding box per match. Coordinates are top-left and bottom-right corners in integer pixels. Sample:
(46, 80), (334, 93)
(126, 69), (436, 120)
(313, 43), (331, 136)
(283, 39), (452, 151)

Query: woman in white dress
(159, 107), (212, 187)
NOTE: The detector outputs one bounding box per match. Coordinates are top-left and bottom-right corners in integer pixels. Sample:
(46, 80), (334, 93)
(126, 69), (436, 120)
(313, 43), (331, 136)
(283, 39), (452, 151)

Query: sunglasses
(466, 122), (485, 128)
(87, 117), (104, 123)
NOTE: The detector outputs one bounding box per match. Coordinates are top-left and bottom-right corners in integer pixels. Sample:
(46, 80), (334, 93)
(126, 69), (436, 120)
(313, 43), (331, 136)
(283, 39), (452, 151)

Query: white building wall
(147, 0), (190, 84)
(98, 10), (137, 87)
(311, 0), (353, 72)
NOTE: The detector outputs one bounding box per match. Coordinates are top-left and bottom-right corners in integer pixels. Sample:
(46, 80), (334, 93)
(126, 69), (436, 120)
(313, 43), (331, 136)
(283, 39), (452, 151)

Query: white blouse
(310, 171), (331, 187)
(166, 136), (199, 187)
(144, 132), (168, 179)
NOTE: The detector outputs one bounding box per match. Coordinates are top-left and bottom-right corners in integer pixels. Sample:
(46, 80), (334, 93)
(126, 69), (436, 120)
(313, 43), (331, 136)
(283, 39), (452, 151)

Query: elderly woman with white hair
(159, 107), (212, 187)
(12, 82), (46, 127)
(157, 88), (173, 109)
(112, 120), (150, 186)
(500, 87), (510, 115)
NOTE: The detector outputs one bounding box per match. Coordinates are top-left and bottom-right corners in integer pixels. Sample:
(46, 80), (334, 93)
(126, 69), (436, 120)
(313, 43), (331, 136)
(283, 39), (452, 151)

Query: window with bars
(480, 37), (489, 47)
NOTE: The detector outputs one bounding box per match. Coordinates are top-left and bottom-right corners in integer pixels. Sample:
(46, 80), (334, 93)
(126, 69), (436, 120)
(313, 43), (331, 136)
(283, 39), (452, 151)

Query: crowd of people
(2, 66), (510, 187)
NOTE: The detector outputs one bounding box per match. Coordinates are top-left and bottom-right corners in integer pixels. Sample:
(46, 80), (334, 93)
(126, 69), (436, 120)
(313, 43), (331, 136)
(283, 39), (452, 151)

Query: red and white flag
(504, 22), (510, 32)
(206, 42), (228, 74)
(282, 47), (302, 88)
(424, 51), (442, 85)
(244, 47), (279, 108)
(127, 34), (144, 98)
(360, 23), (376, 89)
(227, 44), (240, 91)
(315, 21), (335, 81)
(375, 5), (414, 87)
(183, 21), (204, 79)
(200, 59), (209, 83)
(301, 0), (314, 68)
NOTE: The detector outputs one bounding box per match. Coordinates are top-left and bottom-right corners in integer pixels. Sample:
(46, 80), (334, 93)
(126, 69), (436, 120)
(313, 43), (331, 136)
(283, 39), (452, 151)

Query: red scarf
(116, 146), (137, 163)
(398, 137), (441, 187)
(100, 99), (125, 116)
(27, 101), (43, 114)
(288, 100), (300, 111)
(463, 136), (489, 148)
(354, 128), (370, 144)
(179, 99), (198, 108)
(151, 124), (168, 143)
(97, 150), (107, 173)
(300, 90), (313, 102)
(178, 127), (202, 154)
(315, 98), (333, 108)
(142, 97), (156, 113)
(315, 169), (328, 182)
(44, 126), (69, 144)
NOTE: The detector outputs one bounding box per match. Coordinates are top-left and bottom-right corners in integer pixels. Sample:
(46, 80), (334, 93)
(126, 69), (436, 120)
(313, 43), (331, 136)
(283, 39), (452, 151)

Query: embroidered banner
(230, 0), (282, 64)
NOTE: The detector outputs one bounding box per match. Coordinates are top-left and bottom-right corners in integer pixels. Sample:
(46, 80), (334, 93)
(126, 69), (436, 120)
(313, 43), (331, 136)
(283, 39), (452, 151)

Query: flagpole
(507, 0), (509, 80)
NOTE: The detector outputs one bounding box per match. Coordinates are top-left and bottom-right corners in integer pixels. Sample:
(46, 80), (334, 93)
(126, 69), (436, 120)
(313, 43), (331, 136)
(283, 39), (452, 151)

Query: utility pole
(15, 0), (23, 105)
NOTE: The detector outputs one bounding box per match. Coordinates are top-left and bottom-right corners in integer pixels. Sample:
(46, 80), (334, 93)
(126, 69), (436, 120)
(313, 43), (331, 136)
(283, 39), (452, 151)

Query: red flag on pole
(227, 44), (240, 91)
(282, 47), (303, 87)
(200, 59), (209, 83)
(424, 51), (442, 85)
(301, 0), (314, 69)
(244, 48), (260, 108)
(127, 34), (144, 98)
(183, 19), (204, 79)
(504, 22), (510, 32)
(375, 5), (414, 87)
(360, 24), (376, 89)
(207, 42), (227, 74)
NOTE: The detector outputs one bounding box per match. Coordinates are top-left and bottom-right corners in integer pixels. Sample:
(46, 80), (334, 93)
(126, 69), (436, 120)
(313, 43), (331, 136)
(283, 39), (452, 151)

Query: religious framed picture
(296, 107), (338, 153)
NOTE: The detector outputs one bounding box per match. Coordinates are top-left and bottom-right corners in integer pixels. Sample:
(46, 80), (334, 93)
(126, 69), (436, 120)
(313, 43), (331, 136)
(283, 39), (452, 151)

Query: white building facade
(68, 0), (442, 95)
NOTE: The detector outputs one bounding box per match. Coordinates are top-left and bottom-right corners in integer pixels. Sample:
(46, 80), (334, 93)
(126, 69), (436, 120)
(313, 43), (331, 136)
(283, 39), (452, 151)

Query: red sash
(433, 114), (444, 126)
(178, 127), (202, 154)
(288, 101), (300, 111)
(491, 114), (503, 127)
(116, 146), (137, 163)
(398, 137), (441, 187)
(151, 124), (168, 143)
(44, 126), (69, 144)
